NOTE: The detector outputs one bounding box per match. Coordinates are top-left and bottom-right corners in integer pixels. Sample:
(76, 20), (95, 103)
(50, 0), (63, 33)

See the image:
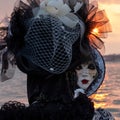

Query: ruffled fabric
(0, 94), (94, 120)
(0, 17), (8, 49)
(0, 17), (16, 82)
(86, 1), (112, 50)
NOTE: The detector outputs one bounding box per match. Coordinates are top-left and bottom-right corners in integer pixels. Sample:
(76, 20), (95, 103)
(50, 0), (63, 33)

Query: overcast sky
(0, 0), (120, 55)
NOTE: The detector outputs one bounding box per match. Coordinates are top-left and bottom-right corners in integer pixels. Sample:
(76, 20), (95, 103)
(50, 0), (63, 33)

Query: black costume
(0, 0), (114, 120)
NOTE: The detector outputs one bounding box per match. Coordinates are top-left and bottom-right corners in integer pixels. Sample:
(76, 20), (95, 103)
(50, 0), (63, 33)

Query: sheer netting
(22, 15), (81, 74)
(86, 1), (112, 50)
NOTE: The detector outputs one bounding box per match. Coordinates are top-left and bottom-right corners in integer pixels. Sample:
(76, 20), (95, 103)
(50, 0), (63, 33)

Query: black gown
(0, 57), (94, 120)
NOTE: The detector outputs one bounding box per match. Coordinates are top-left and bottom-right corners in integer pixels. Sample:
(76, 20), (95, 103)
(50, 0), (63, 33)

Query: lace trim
(93, 108), (115, 120)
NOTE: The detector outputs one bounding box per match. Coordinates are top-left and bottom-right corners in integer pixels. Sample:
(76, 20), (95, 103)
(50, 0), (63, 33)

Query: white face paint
(75, 62), (97, 90)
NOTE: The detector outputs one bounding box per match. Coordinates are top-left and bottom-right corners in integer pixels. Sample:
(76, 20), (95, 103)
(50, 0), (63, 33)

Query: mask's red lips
(82, 79), (89, 84)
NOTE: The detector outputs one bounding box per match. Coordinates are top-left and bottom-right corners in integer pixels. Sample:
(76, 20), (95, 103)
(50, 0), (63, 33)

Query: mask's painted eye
(76, 65), (82, 70)
(88, 63), (96, 70)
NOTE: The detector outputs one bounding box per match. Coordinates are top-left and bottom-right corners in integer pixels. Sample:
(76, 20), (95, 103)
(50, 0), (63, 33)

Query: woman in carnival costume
(0, 0), (114, 119)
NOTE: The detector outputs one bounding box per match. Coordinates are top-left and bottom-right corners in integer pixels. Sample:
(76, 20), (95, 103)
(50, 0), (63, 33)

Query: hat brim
(85, 47), (105, 96)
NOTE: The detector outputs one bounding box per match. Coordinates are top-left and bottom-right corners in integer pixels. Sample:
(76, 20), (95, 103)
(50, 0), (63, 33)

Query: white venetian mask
(75, 62), (98, 90)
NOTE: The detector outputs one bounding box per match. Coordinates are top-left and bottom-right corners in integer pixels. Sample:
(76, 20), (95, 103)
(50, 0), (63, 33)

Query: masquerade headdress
(0, 0), (111, 82)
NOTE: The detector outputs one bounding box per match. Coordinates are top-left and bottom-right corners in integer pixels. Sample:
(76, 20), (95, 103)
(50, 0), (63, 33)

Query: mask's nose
(81, 68), (89, 77)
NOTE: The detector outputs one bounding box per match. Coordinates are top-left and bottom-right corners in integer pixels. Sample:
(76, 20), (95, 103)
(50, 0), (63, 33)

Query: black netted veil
(21, 16), (81, 74)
